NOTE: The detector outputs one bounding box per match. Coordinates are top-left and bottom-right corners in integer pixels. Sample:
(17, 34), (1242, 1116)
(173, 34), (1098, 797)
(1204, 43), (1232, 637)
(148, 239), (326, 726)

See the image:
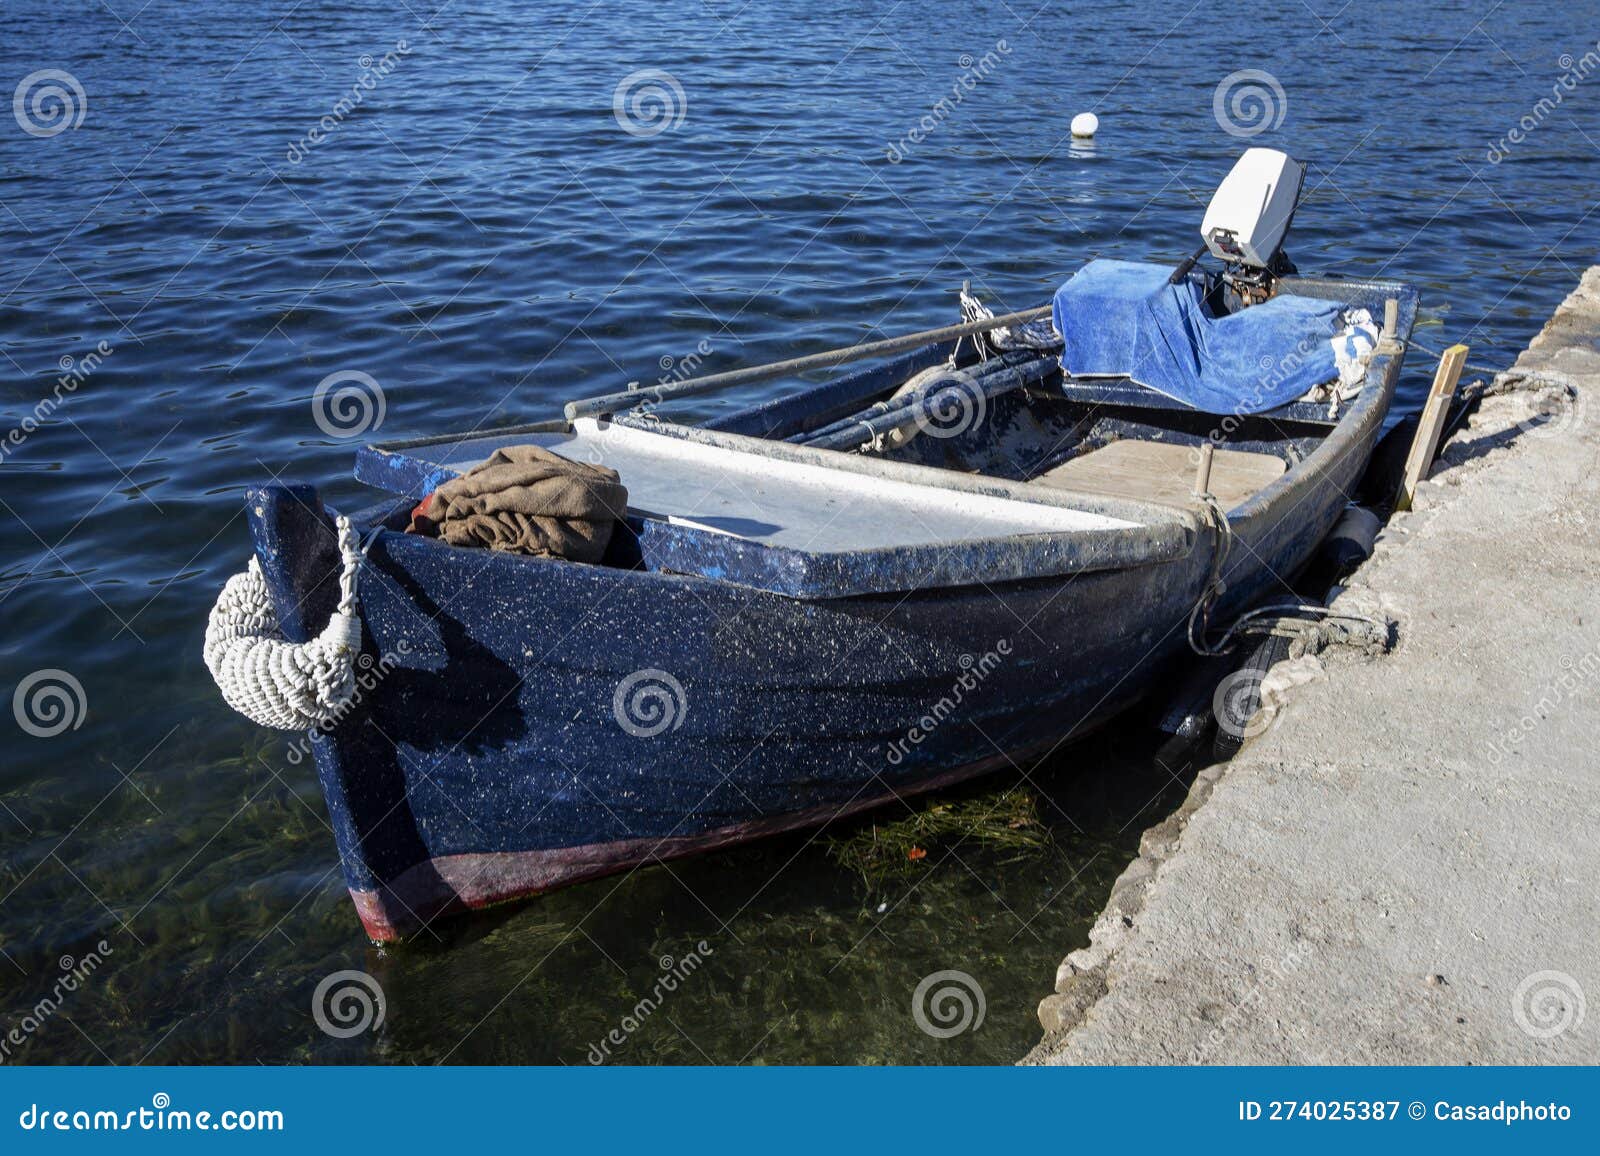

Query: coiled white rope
(203, 516), (364, 731)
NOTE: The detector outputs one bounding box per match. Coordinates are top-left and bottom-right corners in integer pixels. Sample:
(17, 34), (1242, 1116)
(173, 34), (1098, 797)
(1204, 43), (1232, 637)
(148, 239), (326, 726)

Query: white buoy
(1071, 112), (1099, 138)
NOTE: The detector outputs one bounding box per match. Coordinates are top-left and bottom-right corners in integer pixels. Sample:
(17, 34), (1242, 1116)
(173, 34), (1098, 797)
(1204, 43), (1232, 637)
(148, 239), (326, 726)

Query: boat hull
(252, 427), (1355, 943)
(244, 275), (1414, 941)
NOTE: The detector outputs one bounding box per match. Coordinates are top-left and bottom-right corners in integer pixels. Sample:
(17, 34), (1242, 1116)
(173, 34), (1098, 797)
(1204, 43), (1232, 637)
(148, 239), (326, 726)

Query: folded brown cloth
(407, 445), (628, 564)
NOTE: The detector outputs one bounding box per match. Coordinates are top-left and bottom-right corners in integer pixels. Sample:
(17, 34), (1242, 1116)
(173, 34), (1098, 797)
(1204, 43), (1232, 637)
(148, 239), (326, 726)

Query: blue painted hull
(244, 276), (1417, 941)
(266, 509), (1197, 939)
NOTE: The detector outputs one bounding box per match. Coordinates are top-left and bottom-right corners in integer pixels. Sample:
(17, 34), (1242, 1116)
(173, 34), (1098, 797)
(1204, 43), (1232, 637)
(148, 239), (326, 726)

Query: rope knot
(202, 516), (367, 731)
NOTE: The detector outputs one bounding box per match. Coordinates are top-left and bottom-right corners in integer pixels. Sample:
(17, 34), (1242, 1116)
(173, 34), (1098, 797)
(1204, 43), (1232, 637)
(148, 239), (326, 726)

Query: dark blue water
(3, 0), (1597, 1064)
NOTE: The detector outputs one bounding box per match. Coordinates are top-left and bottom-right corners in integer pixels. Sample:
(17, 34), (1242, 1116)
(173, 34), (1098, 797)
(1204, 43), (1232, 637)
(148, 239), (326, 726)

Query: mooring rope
(958, 287), (1061, 355)
(1200, 599), (1391, 658)
(1187, 492), (1235, 655)
(1187, 499), (1389, 658)
(202, 516), (365, 731)
(1404, 335), (1507, 379)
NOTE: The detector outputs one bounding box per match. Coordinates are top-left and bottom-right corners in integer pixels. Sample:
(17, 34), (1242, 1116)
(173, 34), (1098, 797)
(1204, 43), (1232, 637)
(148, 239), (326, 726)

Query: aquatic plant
(825, 787), (1050, 892)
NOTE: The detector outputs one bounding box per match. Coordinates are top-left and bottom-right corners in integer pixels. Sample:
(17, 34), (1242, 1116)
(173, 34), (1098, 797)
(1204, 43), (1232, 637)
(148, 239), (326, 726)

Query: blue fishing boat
(205, 150), (1418, 941)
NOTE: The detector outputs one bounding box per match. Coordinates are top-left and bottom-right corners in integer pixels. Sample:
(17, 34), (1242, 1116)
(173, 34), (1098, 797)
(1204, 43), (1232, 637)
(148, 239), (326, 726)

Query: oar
(563, 305), (1052, 421)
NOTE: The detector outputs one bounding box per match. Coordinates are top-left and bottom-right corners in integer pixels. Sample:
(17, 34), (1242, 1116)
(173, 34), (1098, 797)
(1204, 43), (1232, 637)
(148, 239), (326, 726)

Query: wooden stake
(1192, 442), (1215, 497)
(1377, 298), (1402, 354)
(1396, 344), (1469, 512)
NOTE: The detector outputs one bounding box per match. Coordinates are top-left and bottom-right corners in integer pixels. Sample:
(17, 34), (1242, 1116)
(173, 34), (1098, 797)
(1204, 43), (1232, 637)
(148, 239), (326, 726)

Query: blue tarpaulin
(1051, 259), (1351, 413)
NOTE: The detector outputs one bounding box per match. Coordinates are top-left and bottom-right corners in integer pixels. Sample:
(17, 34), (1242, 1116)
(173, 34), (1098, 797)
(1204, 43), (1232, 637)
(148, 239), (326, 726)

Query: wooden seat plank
(1033, 439), (1286, 509)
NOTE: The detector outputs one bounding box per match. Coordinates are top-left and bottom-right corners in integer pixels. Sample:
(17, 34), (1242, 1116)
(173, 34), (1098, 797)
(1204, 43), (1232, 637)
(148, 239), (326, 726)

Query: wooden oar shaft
(563, 305), (1053, 421)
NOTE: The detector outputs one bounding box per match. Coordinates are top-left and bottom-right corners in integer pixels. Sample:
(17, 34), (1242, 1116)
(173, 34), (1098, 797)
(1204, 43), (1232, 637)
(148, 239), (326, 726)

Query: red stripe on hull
(349, 751), (1025, 942)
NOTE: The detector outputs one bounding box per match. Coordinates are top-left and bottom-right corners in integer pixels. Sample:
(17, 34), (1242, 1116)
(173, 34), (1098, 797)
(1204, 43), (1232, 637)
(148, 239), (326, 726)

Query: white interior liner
(428, 418), (1138, 552)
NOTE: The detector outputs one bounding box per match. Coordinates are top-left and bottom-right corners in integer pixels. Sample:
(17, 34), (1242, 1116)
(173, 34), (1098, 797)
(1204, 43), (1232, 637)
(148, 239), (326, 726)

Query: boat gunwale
(351, 274), (1417, 597)
(601, 268), (1418, 543)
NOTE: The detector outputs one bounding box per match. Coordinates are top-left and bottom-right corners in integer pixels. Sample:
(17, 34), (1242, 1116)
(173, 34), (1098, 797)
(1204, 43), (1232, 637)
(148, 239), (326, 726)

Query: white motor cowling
(1200, 148), (1305, 272)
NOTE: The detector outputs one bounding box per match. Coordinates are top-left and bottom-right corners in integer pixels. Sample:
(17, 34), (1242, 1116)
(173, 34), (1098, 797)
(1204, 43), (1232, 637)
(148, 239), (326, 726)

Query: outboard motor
(1199, 148), (1305, 305)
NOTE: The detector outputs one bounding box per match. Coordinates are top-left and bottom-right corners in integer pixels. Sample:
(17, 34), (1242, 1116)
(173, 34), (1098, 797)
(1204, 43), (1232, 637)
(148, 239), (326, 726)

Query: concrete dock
(1027, 268), (1600, 1065)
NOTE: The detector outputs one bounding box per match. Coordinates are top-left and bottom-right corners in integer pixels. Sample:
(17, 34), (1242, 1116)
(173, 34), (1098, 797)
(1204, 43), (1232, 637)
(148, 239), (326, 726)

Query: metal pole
(563, 305), (1053, 421)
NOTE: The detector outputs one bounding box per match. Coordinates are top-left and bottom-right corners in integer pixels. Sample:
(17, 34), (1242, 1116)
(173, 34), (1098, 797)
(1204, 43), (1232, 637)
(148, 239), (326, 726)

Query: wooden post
(1377, 298), (1402, 354)
(1192, 442), (1216, 497)
(1395, 344), (1469, 512)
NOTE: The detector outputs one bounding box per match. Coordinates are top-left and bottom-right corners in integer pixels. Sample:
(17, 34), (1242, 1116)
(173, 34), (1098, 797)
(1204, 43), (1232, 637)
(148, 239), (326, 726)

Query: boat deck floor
(1033, 439), (1286, 509)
